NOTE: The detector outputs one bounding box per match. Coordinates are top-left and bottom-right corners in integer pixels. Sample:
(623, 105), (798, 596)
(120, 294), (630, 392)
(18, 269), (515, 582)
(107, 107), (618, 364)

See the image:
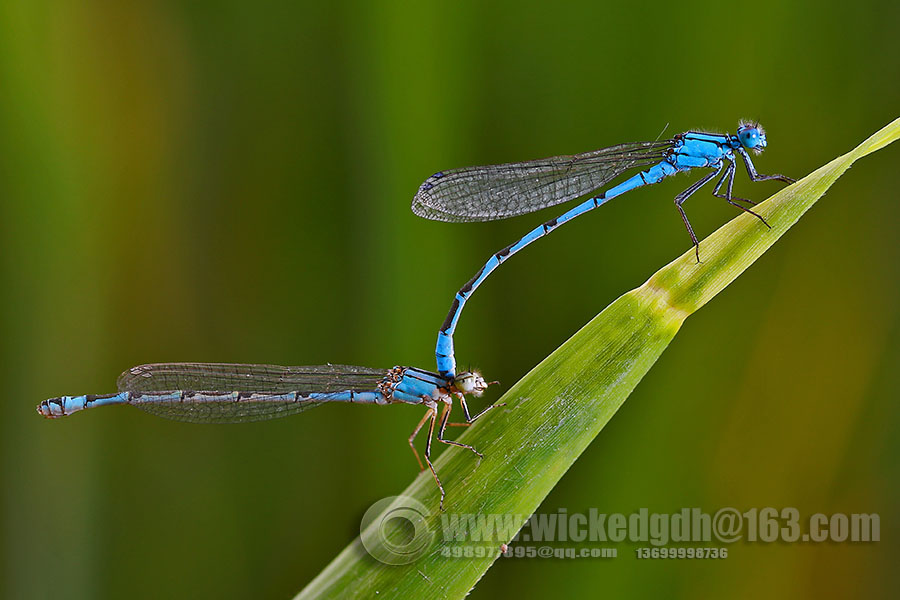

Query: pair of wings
(116, 363), (387, 424)
(411, 140), (672, 223)
(118, 362), (386, 394)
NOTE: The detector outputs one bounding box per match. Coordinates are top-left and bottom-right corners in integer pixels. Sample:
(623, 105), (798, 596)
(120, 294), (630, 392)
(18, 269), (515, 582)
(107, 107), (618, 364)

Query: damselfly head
(737, 121), (768, 154)
(453, 371), (491, 396)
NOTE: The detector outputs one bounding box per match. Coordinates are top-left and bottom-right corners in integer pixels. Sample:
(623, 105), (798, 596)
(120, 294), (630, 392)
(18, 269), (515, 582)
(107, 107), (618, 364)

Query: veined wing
(116, 363), (387, 424)
(411, 140), (673, 223)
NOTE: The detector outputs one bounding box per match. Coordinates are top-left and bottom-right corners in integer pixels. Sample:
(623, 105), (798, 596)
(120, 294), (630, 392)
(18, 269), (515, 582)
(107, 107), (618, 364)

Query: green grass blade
(296, 117), (900, 600)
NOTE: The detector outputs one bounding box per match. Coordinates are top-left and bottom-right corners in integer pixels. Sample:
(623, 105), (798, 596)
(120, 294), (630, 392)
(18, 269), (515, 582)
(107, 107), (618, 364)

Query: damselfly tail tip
(36, 399), (60, 418)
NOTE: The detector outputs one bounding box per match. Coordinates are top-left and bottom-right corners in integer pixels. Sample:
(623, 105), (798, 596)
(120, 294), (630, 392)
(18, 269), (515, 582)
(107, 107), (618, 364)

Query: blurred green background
(2, 0), (898, 598)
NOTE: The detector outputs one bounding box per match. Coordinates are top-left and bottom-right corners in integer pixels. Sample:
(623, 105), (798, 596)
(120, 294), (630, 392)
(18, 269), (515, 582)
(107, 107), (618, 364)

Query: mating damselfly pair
(39, 121), (793, 509)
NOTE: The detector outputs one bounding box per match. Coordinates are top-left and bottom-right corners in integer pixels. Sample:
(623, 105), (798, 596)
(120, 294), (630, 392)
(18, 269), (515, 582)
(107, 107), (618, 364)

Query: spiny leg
(714, 160), (757, 206)
(421, 406), (446, 511)
(737, 147), (795, 183)
(713, 158), (771, 228)
(674, 165), (722, 262)
(711, 160), (731, 198)
(408, 409), (432, 472)
(449, 394), (505, 425)
(445, 393), (471, 426)
(437, 402), (483, 459)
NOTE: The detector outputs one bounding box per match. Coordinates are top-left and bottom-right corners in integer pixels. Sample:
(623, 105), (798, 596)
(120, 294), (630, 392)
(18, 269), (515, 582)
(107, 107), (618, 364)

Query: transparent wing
(128, 391), (325, 424)
(411, 140), (673, 222)
(117, 363), (387, 424)
(118, 363), (386, 393)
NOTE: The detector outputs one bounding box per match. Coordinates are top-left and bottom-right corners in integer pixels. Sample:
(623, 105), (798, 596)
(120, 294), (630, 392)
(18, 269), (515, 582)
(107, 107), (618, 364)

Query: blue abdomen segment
(39, 392), (133, 417)
(306, 390), (383, 403)
(436, 331), (455, 377)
